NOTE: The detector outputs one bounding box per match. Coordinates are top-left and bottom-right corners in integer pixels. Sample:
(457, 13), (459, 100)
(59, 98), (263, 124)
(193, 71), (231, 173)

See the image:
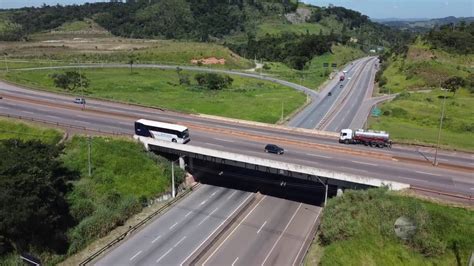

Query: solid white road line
(180, 193), (254, 266)
(350, 160), (378, 166)
(169, 222), (179, 230)
(201, 195), (266, 266)
(22, 111), (35, 115)
(129, 250), (142, 261)
(292, 208), (322, 266)
(232, 257), (239, 266)
(261, 203), (302, 266)
(257, 221), (267, 234)
(151, 235), (162, 244)
(198, 208), (219, 226)
(415, 171), (441, 177)
(156, 248), (173, 263)
(46, 115), (60, 119)
(306, 153), (332, 159)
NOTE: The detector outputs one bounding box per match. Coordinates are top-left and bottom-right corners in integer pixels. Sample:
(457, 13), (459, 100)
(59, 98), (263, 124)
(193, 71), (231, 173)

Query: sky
(302, 0), (473, 19)
(0, 0), (473, 19)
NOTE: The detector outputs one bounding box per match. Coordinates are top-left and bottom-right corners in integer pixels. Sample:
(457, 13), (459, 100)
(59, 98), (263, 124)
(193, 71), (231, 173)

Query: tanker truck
(339, 128), (392, 148)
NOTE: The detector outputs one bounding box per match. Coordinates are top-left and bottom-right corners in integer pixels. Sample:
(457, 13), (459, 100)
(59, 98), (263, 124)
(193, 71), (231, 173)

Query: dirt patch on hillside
(191, 57), (226, 65)
(407, 46), (435, 61)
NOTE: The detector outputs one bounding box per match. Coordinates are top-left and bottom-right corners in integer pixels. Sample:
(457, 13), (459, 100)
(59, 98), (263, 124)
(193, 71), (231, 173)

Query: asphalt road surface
(1, 81), (471, 171)
(95, 185), (253, 265)
(288, 57), (371, 129)
(201, 195), (322, 266)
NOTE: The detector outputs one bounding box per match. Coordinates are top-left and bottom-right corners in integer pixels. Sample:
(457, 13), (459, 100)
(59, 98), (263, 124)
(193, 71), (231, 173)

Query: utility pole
(281, 101), (284, 122)
(433, 88), (448, 166)
(171, 161), (176, 198)
(3, 53), (8, 72)
(88, 136), (92, 176)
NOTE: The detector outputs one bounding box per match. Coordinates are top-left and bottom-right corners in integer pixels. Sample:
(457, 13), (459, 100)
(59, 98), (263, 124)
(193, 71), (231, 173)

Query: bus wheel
(172, 139), (177, 143)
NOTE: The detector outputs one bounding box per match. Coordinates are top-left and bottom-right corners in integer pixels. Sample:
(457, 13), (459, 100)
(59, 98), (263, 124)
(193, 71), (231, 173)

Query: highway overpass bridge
(138, 136), (410, 194)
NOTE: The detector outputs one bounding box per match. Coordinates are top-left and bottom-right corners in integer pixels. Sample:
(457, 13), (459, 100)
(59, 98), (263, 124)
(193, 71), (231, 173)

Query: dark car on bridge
(74, 98), (86, 104)
(264, 144), (284, 155)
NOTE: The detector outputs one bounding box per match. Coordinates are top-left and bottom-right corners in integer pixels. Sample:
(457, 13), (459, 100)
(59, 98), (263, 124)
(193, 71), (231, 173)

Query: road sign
(371, 107), (382, 117)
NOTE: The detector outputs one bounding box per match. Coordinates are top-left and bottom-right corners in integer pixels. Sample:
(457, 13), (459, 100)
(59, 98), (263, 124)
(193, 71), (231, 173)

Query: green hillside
(371, 30), (473, 150)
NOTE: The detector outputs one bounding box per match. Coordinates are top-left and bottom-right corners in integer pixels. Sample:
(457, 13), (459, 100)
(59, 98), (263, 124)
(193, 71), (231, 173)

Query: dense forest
(3, 0), (296, 40)
(0, 0), (410, 69)
(424, 21), (474, 54)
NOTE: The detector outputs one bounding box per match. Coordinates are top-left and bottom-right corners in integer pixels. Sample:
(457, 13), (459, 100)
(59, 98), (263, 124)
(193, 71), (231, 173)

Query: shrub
(194, 73), (233, 90)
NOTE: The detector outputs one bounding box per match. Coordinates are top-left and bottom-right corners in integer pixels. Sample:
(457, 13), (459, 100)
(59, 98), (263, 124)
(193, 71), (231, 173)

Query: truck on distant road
(339, 128), (392, 148)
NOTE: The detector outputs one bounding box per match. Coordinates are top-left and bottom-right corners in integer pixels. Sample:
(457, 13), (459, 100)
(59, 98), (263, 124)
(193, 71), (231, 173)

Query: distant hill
(376, 16), (474, 32)
(0, 1), (409, 69)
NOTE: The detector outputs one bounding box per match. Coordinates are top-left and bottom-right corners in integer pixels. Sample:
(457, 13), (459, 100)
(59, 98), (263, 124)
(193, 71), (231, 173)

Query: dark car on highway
(264, 144), (284, 155)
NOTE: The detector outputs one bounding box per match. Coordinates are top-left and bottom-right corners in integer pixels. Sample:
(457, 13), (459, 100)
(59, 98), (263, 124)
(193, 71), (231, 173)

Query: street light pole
(88, 136), (92, 177)
(3, 53), (8, 72)
(281, 101), (284, 122)
(171, 161), (176, 198)
(433, 88), (448, 166)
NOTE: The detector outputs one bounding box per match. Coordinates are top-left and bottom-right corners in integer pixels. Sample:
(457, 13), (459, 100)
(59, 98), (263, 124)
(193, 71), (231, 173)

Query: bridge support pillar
(188, 157), (193, 171)
(337, 187), (344, 197)
(179, 156), (186, 170)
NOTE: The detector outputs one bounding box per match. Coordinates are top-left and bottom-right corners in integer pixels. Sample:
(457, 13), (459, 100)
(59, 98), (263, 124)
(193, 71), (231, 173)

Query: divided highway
(1, 59), (472, 265)
(95, 185), (252, 265)
(201, 196), (321, 266)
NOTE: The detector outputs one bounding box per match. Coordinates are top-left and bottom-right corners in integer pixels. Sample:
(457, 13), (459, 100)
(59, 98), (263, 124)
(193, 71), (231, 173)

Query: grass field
(0, 117), (63, 144)
(262, 44), (365, 90)
(0, 118), (178, 263)
(381, 40), (473, 94)
(0, 38), (253, 70)
(374, 41), (474, 150)
(369, 89), (474, 151)
(62, 135), (180, 254)
(1, 67), (306, 123)
(305, 188), (474, 266)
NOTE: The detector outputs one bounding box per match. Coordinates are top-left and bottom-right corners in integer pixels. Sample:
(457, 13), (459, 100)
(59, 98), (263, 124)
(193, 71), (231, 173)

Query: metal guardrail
(410, 186), (473, 201)
(79, 184), (198, 265)
(0, 113), (129, 136)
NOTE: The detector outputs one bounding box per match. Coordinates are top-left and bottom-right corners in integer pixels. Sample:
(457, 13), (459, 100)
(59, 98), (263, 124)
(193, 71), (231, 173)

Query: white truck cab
(339, 128), (353, 143)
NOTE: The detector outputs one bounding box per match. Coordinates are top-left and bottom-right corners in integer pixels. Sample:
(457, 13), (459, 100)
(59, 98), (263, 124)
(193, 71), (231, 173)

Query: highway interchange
(0, 58), (472, 265)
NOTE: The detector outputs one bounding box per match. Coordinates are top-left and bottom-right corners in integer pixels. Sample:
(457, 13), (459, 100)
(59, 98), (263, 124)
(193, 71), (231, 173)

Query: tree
(442, 76), (465, 96)
(194, 73), (233, 90)
(0, 140), (79, 255)
(128, 53), (137, 74)
(50, 71), (89, 92)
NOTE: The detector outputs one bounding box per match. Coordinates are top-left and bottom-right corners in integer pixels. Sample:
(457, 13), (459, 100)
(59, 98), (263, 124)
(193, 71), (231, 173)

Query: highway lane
(322, 57), (378, 131)
(95, 185), (253, 265)
(288, 57), (370, 129)
(201, 196), (322, 266)
(1, 95), (473, 196)
(1, 80), (472, 167)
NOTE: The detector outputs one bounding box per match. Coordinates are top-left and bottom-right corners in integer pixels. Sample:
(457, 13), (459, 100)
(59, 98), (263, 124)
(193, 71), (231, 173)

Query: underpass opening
(152, 150), (372, 206)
